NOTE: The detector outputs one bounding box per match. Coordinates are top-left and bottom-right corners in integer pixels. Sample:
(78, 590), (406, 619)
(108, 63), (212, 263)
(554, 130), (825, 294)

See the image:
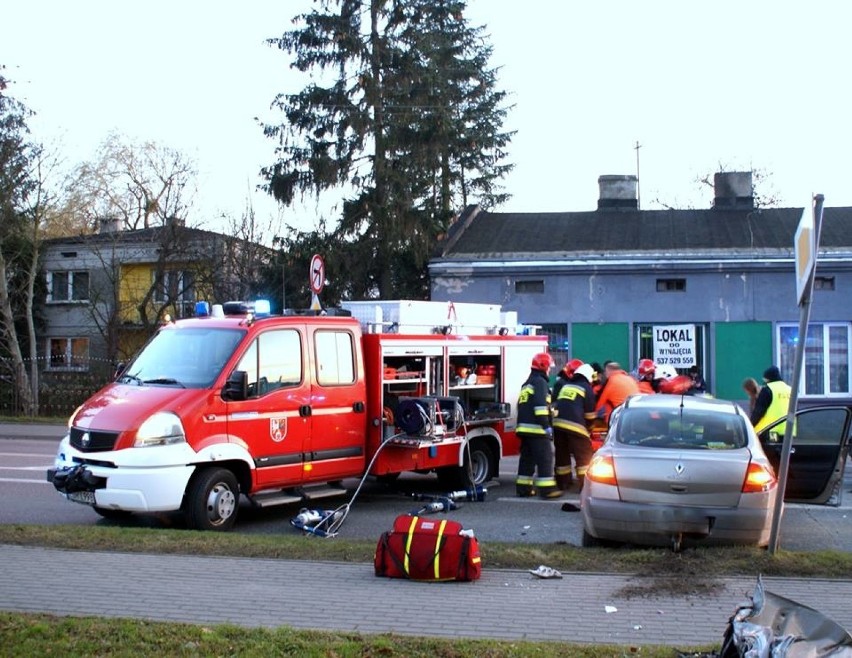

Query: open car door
(758, 406), (852, 505)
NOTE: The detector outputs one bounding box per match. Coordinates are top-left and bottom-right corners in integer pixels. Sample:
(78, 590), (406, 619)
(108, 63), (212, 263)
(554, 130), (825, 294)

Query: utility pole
(768, 194), (824, 554)
(634, 141), (642, 209)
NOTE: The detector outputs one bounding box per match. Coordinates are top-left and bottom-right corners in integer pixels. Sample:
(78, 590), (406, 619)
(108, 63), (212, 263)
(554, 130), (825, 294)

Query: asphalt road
(2, 424), (852, 551)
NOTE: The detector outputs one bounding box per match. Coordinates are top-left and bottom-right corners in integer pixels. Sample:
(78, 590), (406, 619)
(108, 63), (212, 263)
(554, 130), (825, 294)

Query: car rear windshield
(616, 407), (748, 449)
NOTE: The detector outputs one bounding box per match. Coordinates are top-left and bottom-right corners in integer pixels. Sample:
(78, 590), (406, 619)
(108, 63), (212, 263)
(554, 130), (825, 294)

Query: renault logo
(675, 462), (684, 475)
(81, 432), (90, 447)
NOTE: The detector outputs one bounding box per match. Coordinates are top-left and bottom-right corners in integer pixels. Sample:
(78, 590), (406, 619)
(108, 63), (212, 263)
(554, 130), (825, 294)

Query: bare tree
(213, 199), (279, 302)
(651, 165), (782, 210)
(68, 133), (198, 231)
(0, 70), (42, 414)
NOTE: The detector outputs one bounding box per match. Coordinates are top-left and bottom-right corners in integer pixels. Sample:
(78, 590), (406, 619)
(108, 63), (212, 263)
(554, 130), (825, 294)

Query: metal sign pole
(768, 194), (824, 554)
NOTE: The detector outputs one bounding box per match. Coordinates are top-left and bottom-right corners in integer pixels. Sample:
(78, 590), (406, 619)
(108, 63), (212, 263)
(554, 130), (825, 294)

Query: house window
(47, 337), (89, 371)
(154, 269), (196, 317)
(656, 278), (686, 292)
(515, 280), (544, 294)
(538, 323), (569, 365)
(814, 276), (835, 291)
(47, 271), (89, 302)
(778, 323), (850, 397)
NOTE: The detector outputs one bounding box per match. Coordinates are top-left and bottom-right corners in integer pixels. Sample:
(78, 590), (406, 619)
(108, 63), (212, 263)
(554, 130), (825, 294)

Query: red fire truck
(48, 299), (548, 531)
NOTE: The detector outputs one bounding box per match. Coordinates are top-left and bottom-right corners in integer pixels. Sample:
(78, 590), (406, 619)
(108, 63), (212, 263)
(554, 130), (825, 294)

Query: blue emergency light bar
(220, 300), (272, 317)
(195, 301), (211, 317)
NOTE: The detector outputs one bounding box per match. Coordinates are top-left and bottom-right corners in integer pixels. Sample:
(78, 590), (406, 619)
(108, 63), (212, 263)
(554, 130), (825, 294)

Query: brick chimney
(598, 175), (638, 210)
(713, 171), (754, 209)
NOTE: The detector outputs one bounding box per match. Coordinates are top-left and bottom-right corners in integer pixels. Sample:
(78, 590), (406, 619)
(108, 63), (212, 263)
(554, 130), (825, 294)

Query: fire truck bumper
(48, 438), (197, 513)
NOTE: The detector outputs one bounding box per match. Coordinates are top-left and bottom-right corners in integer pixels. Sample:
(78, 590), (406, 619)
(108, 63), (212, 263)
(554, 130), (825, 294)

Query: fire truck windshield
(119, 327), (245, 389)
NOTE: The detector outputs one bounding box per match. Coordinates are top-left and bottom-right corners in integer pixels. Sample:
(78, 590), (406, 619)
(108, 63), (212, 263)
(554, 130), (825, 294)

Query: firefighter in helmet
(636, 358), (657, 394)
(552, 363), (598, 491)
(553, 357), (583, 400)
(515, 352), (562, 499)
(655, 363), (695, 394)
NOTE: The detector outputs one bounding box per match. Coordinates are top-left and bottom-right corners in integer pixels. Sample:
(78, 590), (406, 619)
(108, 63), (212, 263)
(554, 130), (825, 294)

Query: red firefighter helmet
(531, 352), (554, 372)
(637, 358), (656, 380)
(562, 358), (584, 379)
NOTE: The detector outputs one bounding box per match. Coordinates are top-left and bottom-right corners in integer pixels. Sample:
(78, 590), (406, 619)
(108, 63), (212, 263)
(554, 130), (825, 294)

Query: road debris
(529, 565), (562, 579)
(717, 576), (852, 657)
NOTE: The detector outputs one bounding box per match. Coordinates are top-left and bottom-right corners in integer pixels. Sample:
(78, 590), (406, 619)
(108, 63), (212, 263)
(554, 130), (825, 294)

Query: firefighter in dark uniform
(552, 363), (598, 491)
(553, 358), (583, 400)
(515, 352), (562, 499)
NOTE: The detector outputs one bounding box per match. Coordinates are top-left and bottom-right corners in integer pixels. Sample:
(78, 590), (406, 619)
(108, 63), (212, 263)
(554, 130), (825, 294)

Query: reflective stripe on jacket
(553, 378), (596, 437)
(517, 370), (551, 436)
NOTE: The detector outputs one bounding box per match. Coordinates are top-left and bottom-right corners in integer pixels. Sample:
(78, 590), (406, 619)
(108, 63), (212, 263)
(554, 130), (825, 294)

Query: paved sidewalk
(2, 544), (852, 647)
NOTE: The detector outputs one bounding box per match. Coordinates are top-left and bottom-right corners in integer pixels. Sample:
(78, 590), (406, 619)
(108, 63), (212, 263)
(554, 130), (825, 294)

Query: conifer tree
(262, 0), (512, 299)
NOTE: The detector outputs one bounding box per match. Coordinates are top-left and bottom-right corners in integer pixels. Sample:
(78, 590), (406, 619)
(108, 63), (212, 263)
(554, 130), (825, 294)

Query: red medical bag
(374, 514), (481, 582)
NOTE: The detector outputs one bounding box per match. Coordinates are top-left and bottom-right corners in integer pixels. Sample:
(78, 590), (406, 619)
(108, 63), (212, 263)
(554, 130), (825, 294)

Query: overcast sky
(3, 1), (851, 235)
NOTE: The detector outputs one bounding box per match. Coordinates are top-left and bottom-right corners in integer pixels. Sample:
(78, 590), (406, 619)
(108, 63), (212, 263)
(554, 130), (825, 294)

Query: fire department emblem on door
(270, 417), (287, 442)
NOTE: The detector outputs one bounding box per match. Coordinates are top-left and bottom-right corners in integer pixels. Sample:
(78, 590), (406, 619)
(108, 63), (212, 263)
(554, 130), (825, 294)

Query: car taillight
(742, 462), (777, 493)
(587, 454), (618, 486)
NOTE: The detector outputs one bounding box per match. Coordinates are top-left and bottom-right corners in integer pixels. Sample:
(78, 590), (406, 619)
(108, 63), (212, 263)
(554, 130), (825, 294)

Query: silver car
(580, 394), (778, 550)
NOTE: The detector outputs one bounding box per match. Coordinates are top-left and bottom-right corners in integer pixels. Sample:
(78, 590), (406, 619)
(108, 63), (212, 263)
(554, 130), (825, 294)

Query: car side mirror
(223, 370), (248, 401)
(113, 361), (126, 381)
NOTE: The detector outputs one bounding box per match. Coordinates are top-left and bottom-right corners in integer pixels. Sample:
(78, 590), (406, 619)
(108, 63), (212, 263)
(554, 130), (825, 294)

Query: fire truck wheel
(437, 440), (497, 489)
(185, 467), (240, 531)
(375, 473), (401, 485)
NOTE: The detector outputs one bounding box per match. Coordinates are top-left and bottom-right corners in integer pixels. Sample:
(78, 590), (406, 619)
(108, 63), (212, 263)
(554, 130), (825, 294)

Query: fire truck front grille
(70, 428), (120, 452)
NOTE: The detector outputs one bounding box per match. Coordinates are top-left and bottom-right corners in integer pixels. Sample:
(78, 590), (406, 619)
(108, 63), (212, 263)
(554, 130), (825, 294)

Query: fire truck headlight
(135, 412), (186, 447)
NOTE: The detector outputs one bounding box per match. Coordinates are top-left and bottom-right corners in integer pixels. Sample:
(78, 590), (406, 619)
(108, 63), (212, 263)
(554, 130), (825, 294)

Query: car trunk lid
(615, 447), (751, 506)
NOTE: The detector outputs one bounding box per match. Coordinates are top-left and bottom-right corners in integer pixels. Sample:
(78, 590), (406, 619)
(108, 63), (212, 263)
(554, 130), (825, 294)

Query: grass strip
(0, 611), (713, 657)
(2, 524), (851, 579)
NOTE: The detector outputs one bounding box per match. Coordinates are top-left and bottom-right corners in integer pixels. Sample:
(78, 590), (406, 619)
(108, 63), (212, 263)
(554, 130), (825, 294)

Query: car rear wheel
(185, 467), (239, 531)
(581, 528), (619, 548)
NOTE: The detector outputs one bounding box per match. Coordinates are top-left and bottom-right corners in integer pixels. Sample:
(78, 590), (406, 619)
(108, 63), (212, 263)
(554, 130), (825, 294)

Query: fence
(0, 358), (114, 419)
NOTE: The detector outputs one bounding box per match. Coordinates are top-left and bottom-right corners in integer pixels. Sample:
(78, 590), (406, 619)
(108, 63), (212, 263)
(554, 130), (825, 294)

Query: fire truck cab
(48, 299), (547, 531)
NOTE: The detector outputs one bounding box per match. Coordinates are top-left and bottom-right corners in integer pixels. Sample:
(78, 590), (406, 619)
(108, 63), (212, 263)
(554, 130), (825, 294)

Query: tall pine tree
(262, 0), (512, 300)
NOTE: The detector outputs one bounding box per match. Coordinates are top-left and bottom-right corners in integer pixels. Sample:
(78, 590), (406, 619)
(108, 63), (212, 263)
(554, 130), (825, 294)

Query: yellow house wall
(118, 264), (154, 323)
(118, 262), (214, 324)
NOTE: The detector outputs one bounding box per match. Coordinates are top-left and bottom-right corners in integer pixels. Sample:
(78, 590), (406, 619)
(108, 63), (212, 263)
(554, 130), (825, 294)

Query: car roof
(623, 394), (744, 417)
